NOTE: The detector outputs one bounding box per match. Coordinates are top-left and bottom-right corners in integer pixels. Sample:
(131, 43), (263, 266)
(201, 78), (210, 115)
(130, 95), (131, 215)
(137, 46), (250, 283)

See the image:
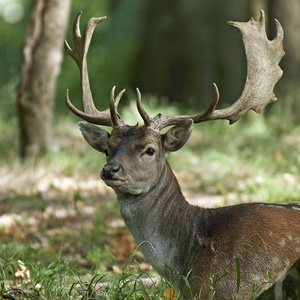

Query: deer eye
(144, 147), (155, 156)
(104, 149), (109, 157)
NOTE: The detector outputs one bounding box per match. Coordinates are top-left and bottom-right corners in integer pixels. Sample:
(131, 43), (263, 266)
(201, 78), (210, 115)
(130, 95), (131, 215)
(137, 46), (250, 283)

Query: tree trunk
(17, 0), (71, 159)
(268, 0), (300, 119)
(246, 0), (267, 19)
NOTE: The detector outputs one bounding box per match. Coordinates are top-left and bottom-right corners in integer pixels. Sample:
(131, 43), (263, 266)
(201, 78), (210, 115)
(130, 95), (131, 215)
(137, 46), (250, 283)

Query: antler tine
(136, 88), (152, 127)
(145, 83), (219, 131)
(65, 89), (112, 126)
(110, 87), (126, 127)
(143, 10), (284, 131)
(192, 83), (220, 122)
(65, 12), (117, 127)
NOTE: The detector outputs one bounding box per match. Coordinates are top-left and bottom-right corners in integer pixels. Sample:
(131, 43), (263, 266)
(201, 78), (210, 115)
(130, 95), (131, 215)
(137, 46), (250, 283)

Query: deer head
(78, 119), (192, 196)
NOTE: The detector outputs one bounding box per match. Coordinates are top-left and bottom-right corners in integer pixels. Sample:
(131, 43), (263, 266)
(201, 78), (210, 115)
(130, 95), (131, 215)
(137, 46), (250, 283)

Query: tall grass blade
(235, 257), (241, 294)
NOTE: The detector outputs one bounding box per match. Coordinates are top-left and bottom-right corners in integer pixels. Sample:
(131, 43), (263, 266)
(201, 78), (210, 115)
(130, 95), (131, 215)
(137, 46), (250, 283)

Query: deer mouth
(101, 175), (126, 188)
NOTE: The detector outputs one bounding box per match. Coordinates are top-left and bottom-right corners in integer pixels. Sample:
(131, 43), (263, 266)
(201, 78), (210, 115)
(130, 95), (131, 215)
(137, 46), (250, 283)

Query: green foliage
(178, 269), (193, 299)
(86, 245), (116, 273)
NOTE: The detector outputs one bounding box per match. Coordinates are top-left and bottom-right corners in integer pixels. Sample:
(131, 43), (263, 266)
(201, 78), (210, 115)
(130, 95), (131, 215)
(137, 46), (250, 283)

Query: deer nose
(101, 162), (121, 180)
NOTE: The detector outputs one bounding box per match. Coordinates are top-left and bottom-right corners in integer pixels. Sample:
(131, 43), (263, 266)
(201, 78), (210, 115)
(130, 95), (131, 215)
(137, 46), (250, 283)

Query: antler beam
(64, 12), (125, 127)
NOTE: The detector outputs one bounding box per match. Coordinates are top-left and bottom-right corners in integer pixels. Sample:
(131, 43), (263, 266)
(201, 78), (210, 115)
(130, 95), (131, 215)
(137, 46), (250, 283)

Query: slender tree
(268, 0), (300, 118)
(17, 0), (71, 159)
(247, 0), (266, 19)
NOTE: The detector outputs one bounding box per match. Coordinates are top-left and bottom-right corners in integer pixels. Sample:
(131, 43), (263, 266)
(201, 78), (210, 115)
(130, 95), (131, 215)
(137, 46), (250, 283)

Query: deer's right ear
(78, 122), (110, 153)
(162, 119), (193, 152)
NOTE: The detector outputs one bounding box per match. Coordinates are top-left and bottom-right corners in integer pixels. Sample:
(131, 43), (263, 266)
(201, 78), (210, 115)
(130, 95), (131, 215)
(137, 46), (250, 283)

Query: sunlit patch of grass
(0, 251), (171, 299)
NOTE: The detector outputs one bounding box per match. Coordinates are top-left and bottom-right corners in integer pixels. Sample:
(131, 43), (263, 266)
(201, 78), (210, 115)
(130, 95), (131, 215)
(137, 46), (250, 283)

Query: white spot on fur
(272, 257), (279, 264)
(287, 234), (293, 241)
(279, 239), (286, 247)
(295, 248), (300, 254)
(284, 259), (290, 267)
(252, 274), (262, 282)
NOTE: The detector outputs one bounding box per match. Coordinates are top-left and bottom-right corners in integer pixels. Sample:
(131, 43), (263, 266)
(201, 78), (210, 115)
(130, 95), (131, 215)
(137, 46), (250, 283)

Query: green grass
(0, 252), (171, 299)
(0, 97), (300, 299)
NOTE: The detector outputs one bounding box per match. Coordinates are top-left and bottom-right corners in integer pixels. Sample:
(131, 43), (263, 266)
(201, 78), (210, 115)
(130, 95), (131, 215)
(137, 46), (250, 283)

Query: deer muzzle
(101, 161), (125, 183)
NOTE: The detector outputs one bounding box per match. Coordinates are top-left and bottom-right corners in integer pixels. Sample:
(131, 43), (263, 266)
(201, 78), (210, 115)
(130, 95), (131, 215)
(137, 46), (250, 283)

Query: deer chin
(103, 178), (124, 188)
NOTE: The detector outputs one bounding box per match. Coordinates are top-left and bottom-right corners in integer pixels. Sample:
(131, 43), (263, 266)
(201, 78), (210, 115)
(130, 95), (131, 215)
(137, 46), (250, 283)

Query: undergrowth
(0, 253), (170, 299)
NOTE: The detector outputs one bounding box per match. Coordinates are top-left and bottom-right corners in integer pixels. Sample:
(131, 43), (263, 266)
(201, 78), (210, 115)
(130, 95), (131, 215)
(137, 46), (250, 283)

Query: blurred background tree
(17, 0), (71, 159)
(0, 0), (299, 159)
(269, 0), (300, 115)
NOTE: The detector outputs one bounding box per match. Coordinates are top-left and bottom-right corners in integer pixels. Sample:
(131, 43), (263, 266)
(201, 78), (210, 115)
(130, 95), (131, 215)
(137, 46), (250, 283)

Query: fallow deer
(64, 11), (300, 299)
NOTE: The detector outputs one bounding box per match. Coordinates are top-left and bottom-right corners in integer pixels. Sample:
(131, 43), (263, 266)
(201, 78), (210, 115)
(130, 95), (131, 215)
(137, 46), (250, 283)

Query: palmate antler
(65, 10), (284, 132)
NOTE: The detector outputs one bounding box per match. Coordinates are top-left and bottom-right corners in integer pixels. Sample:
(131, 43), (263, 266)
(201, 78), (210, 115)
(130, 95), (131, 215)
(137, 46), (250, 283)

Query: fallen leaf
(163, 287), (178, 299)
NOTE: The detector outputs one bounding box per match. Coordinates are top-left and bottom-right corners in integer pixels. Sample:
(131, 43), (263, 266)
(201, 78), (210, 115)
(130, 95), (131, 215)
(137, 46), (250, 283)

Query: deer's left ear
(162, 119), (193, 152)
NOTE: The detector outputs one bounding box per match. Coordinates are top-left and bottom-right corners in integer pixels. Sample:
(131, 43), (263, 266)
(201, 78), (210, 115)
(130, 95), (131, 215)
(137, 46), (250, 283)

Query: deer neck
(117, 162), (205, 279)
